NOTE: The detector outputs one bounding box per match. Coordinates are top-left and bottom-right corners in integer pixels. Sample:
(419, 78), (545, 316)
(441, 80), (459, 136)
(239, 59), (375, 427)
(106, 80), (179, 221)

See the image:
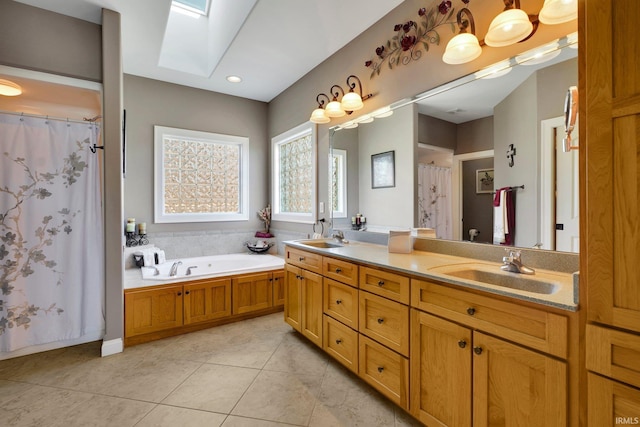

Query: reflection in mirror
(330, 34), (578, 253)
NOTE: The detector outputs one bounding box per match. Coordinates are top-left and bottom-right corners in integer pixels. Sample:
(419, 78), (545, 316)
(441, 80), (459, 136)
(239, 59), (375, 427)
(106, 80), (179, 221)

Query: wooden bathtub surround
(124, 270), (284, 346)
(284, 244), (581, 425)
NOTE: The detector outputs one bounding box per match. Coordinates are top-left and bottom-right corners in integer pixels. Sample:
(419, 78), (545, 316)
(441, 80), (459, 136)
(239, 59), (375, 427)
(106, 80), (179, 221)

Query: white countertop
(285, 239), (578, 312)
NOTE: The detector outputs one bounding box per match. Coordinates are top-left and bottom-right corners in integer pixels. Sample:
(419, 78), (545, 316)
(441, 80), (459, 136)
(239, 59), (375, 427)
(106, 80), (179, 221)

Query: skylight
(172, 0), (209, 16)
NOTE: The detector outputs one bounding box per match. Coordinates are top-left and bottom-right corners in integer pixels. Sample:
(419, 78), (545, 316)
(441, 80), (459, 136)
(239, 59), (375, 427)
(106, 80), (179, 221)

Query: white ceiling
(13, 0), (405, 102)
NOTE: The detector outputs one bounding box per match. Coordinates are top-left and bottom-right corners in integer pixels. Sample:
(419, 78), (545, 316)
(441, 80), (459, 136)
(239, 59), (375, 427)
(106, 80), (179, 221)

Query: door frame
(540, 116), (564, 251)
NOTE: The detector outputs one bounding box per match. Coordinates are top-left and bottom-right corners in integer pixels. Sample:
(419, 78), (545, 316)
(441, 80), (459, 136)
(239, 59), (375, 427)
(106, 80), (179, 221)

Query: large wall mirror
(329, 33), (578, 253)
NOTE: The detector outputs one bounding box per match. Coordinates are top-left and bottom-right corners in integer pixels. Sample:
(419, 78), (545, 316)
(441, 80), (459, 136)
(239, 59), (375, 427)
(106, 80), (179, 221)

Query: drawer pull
(377, 366), (384, 373)
(335, 268), (342, 273)
(377, 318), (384, 324)
(335, 339), (342, 345)
(336, 299), (342, 305)
(377, 280), (385, 287)
(466, 307), (476, 316)
(299, 257), (305, 261)
(473, 346), (483, 355)
(458, 340), (467, 349)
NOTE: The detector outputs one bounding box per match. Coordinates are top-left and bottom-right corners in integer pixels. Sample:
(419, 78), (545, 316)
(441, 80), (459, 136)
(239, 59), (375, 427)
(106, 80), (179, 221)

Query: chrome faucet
(332, 230), (345, 243)
(501, 250), (535, 275)
(186, 266), (198, 276)
(169, 261), (182, 277)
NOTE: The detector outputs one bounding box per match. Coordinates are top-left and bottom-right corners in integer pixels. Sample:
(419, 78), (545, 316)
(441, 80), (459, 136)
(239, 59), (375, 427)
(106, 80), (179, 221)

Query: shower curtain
(418, 163), (452, 240)
(0, 113), (104, 353)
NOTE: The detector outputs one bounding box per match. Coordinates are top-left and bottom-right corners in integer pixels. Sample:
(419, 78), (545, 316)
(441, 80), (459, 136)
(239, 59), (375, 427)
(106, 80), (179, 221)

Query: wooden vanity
(284, 242), (581, 426)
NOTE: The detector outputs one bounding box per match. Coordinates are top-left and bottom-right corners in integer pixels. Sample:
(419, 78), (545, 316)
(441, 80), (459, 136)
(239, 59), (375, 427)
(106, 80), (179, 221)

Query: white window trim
(154, 125), (249, 223)
(330, 148), (348, 219)
(271, 122), (317, 224)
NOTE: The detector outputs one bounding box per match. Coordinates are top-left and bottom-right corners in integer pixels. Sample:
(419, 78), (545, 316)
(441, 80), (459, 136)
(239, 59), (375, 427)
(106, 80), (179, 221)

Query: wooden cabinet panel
(272, 270), (285, 307)
(360, 266), (410, 304)
(359, 334), (409, 410)
(412, 279), (568, 358)
(323, 278), (358, 329)
(473, 332), (567, 427)
(588, 373), (640, 426)
(410, 309), (471, 427)
(284, 264), (302, 332)
(183, 278), (231, 324)
(359, 291), (409, 357)
(285, 246), (322, 274)
(125, 284), (183, 337)
(323, 257), (358, 287)
(587, 324), (640, 389)
(232, 272), (273, 315)
(301, 269), (323, 347)
(323, 314), (358, 373)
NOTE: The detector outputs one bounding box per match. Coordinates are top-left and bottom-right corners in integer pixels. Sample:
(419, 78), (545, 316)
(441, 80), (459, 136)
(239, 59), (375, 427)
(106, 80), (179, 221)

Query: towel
(156, 250), (166, 264)
(141, 248), (156, 266)
(493, 188), (508, 244)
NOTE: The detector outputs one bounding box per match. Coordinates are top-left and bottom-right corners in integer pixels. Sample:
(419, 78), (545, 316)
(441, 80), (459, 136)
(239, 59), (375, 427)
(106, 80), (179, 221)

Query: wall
(457, 117), (494, 154)
(418, 114), (456, 149)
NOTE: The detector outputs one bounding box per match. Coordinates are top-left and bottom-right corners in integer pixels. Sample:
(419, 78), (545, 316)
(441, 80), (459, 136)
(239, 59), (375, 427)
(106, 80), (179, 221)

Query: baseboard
(101, 338), (124, 357)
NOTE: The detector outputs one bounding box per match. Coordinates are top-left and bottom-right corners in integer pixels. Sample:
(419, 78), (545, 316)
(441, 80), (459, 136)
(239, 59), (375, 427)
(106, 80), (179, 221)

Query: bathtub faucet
(169, 261), (183, 277)
(186, 266), (198, 276)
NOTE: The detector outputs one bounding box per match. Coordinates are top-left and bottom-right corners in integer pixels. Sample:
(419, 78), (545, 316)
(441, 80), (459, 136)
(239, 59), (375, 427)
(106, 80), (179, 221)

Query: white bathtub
(140, 253), (284, 281)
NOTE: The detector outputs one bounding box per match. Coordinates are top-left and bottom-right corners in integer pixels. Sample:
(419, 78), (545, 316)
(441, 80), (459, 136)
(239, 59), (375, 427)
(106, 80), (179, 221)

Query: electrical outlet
(319, 202), (325, 213)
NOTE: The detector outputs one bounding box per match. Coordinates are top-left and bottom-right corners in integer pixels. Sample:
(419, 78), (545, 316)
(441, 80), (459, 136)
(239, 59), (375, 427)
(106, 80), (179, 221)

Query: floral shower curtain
(418, 163), (452, 240)
(0, 113), (104, 354)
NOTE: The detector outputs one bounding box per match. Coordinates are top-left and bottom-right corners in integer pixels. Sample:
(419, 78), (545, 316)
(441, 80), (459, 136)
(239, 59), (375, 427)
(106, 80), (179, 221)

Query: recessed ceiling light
(226, 75), (242, 83)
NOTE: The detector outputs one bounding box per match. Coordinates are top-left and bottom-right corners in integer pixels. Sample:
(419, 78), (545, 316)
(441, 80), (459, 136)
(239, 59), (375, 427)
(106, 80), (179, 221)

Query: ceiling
(12, 0), (405, 102)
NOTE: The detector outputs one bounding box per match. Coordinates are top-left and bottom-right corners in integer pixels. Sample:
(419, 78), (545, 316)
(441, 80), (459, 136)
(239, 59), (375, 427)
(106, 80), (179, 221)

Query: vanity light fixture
(442, 8), (483, 65)
(474, 59), (513, 79)
(309, 75), (373, 124)
(538, 0), (577, 25)
(515, 40), (561, 65)
(0, 79), (22, 96)
(484, 0), (536, 47)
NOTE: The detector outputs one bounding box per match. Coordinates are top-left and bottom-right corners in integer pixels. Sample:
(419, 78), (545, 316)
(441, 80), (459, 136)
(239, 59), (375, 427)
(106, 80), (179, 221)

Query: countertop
(285, 239), (578, 312)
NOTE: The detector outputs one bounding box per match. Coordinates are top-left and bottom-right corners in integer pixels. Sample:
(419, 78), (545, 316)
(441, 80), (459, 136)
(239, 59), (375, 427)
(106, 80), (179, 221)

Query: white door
(555, 122), (579, 253)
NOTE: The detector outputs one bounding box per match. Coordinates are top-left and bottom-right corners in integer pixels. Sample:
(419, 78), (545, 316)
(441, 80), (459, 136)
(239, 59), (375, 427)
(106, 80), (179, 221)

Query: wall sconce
(539, 0), (577, 24)
(485, 0), (536, 47)
(309, 75), (372, 124)
(443, 8), (483, 64)
(0, 79), (22, 96)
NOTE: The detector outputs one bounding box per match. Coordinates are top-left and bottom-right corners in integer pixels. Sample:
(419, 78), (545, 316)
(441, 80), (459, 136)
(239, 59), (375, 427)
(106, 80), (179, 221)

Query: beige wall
(123, 74), (269, 234)
(457, 117), (494, 154)
(418, 114), (456, 150)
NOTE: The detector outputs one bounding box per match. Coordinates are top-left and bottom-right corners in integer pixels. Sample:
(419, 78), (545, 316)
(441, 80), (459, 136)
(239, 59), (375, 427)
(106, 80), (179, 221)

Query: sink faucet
(332, 230), (345, 243)
(186, 266), (198, 276)
(501, 250), (535, 275)
(169, 261), (182, 277)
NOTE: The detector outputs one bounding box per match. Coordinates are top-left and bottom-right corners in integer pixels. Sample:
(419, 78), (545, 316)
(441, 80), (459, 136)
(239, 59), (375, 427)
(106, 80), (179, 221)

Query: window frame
(271, 121), (317, 224)
(153, 125), (249, 223)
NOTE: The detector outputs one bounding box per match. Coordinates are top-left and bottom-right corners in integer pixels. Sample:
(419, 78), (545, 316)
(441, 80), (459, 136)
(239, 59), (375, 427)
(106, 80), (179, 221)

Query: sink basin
(298, 240), (343, 249)
(430, 263), (560, 295)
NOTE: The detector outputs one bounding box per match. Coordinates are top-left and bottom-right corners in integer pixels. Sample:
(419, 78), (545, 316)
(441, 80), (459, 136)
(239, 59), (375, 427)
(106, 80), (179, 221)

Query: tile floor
(0, 313), (424, 426)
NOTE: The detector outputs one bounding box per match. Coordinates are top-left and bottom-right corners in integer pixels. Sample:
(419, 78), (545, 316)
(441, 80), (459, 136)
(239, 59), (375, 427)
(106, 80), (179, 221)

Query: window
(271, 122), (317, 223)
(154, 126), (249, 223)
(172, 0), (209, 16)
(330, 148), (347, 218)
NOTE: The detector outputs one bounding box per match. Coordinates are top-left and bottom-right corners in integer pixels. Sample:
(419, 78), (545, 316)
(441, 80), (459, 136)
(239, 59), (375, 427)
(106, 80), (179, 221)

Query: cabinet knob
(185, 291), (190, 295)
(467, 307), (476, 316)
(377, 280), (385, 287)
(336, 299), (342, 305)
(335, 339), (342, 345)
(296, 274), (301, 280)
(377, 366), (384, 373)
(335, 268), (342, 273)
(377, 318), (384, 324)
(458, 340), (467, 349)
(473, 346), (483, 355)
(299, 257), (305, 261)
(177, 292), (182, 296)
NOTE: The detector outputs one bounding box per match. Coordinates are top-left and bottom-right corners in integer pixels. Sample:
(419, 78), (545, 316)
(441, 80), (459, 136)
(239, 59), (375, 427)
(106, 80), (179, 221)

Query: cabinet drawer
(323, 257), (358, 287)
(412, 279), (568, 359)
(359, 291), (409, 356)
(359, 334), (409, 410)
(285, 246), (322, 274)
(323, 315), (358, 373)
(360, 267), (410, 304)
(588, 373), (640, 425)
(587, 324), (640, 389)
(324, 278), (358, 329)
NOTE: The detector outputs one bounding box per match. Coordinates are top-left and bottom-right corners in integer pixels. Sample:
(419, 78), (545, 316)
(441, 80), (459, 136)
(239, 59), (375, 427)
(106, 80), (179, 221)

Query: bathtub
(140, 253), (284, 281)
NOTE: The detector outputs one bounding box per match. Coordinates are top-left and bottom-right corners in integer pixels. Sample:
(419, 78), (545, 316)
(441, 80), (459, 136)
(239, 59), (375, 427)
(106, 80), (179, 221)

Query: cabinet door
(232, 272), (273, 315)
(183, 278), (231, 324)
(473, 332), (567, 427)
(410, 309), (471, 427)
(272, 270), (285, 307)
(301, 269), (323, 347)
(124, 284), (183, 337)
(284, 264), (302, 331)
(588, 373), (640, 426)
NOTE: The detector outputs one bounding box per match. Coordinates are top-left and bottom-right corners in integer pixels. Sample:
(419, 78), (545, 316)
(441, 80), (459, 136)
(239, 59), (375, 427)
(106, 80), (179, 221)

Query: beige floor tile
(231, 369), (323, 426)
(50, 394), (155, 427)
(222, 415), (303, 426)
(137, 405), (227, 427)
(162, 363), (259, 413)
(0, 380), (36, 406)
(205, 335), (282, 369)
(262, 331), (329, 377)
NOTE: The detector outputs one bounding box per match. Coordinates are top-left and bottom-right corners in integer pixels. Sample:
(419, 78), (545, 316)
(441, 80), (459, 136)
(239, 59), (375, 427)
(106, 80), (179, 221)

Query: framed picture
(476, 168), (494, 194)
(371, 151), (395, 189)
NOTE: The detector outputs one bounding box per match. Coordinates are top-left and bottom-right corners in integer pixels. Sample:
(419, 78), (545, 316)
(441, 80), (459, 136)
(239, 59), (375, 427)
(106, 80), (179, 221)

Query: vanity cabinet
(232, 271), (274, 315)
(284, 262), (323, 347)
(125, 283), (185, 338)
(411, 279), (568, 426)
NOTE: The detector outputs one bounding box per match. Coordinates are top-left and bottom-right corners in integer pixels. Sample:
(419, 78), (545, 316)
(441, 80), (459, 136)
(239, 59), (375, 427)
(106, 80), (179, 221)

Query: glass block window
(272, 122), (317, 223)
(172, 0), (209, 15)
(330, 148), (347, 218)
(154, 126), (249, 223)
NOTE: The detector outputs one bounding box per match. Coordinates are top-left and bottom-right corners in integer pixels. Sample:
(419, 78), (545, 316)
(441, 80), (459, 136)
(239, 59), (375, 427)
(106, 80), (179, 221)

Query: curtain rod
(0, 110), (102, 126)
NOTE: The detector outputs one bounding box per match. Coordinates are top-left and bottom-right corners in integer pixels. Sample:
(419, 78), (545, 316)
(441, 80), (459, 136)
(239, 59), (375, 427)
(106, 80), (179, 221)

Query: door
(272, 270), (285, 307)
(555, 120), (579, 252)
(124, 284), (183, 337)
(301, 269), (323, 347)
(232, 272), (273, 315)
(183, 278), (231, 324)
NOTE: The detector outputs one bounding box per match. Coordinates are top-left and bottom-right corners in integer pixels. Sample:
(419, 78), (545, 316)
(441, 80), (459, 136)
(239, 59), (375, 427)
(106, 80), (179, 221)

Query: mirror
(330, 34), (579, 253)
